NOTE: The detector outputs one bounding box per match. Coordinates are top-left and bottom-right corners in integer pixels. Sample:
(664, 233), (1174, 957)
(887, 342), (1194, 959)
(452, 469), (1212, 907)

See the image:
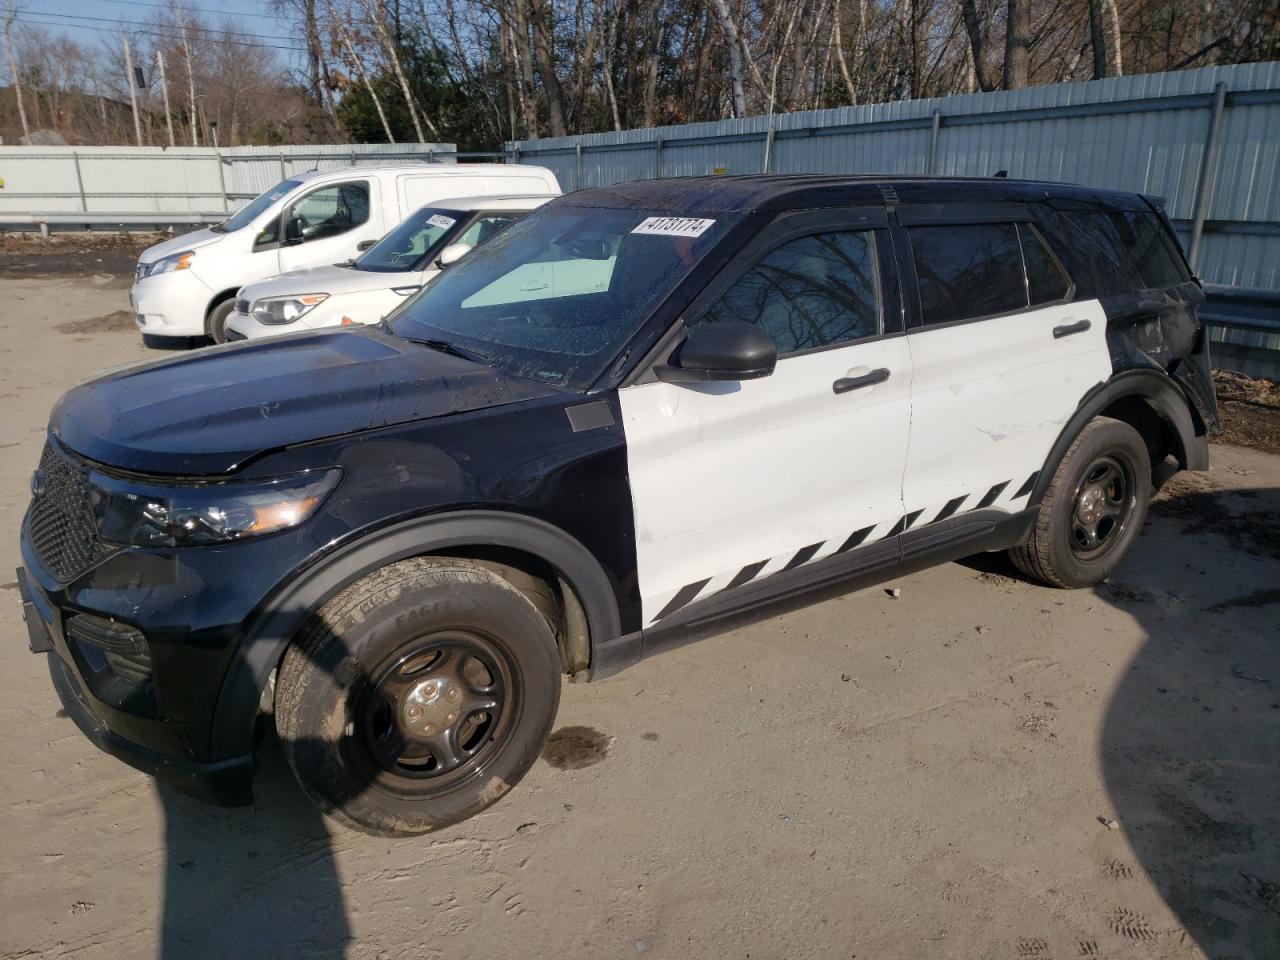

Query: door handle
(1052, 319), (1091, 339)
(833, 368), (890, 394)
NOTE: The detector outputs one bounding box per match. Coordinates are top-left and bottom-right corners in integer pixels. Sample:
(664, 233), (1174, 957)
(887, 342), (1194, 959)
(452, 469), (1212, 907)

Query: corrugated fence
(0, 142), (456, 223)
(510, 61), (1280, 374)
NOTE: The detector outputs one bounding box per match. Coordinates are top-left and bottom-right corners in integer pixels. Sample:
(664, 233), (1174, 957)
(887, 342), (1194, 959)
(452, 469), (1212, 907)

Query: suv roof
(561, 174), (1153, 214)
(292, 163), (552, 185)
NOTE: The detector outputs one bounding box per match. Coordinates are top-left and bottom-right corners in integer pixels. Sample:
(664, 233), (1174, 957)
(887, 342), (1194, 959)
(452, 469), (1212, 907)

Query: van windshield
(389, 205), (730, 389)
(355, 207), (462, 273)
(216, 179), (302, 233)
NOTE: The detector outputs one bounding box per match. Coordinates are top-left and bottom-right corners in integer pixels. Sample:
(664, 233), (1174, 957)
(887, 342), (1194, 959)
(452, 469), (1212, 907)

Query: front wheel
(275, 558), (562, 836)
(1008, 416), (1152, 588)
(206, 299), (236, 344)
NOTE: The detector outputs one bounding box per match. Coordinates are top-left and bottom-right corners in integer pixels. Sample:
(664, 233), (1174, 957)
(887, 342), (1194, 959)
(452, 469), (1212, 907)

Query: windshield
(389, 205), (730, 389)
(219, 179), (302, 233)
(356, 207), (462, 273)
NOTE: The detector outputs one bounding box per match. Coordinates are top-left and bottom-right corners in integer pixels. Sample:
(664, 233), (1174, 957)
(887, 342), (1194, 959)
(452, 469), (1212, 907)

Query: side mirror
(356, 239), (376, 252)
(654, 320), (777, 383)
(435, 242), (473, 268)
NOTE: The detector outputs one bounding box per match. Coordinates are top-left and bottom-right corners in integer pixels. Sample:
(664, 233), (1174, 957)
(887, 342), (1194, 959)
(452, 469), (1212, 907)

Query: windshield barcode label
(631, 217), (716, 238)
(427, 214), (458, 229)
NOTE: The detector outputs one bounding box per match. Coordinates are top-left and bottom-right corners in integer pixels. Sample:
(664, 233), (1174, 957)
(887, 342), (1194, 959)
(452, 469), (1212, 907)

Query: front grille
(26, 443), (115, 582)
(235, 298), (250, 315)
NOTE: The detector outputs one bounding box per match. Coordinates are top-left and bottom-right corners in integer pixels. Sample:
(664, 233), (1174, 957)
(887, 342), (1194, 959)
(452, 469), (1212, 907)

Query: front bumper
(130, 269), (215, 338)
(18, 566), (255, 805)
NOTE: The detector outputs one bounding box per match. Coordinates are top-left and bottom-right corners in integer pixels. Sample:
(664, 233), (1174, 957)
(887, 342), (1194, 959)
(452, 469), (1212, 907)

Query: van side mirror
(654, 321), (778, 383)
(435, 242), (472, 269)
(356, 239), (376, 252)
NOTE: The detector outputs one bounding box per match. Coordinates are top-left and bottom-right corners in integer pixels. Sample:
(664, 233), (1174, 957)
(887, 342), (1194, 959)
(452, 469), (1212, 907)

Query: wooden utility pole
(156, 49), (175, 146)
(4, 0), (29, 143)
(123, 35), (144, 145)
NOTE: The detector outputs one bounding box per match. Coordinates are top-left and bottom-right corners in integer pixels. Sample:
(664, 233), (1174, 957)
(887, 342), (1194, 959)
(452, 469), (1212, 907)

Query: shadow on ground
(1097, 484), (1280, 957)
(157, 733), (351, 959)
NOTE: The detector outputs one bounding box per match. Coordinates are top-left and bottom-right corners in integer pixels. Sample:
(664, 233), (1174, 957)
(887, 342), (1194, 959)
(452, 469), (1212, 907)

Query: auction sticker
(631, 217), (716, 238)
(427, 214), (458, 229)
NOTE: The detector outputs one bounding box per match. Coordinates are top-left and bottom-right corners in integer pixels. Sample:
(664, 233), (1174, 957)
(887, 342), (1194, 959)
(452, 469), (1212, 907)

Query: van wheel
(1008, 417), (1151, 589)
(274, 557), (561, 836)
(206, 299), (235, 344)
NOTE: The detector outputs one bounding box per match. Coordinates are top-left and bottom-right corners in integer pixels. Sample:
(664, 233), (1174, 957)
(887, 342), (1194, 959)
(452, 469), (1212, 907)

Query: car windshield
(355, 206), (463, 273)
(389, 205), (730, 389)
(217, 179), (302, 233)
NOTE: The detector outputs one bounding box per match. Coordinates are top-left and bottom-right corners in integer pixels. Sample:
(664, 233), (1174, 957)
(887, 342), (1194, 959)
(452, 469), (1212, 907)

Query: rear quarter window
(1062, 210), (1189, 292)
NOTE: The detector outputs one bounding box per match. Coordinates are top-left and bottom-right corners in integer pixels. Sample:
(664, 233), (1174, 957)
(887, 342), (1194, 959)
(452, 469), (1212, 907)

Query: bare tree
(4, 0), (29, 141)
(1003, 0), (1029, 88)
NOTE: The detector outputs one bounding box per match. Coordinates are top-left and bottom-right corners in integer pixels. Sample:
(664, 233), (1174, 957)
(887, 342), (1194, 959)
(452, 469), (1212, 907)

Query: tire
(206, 299), (236, 344)
(1008, 416), (1151, 589)
(275, 557), (561, 836)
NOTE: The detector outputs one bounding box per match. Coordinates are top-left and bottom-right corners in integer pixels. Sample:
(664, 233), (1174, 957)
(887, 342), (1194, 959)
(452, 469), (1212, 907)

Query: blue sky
(21, 0), (305, 69)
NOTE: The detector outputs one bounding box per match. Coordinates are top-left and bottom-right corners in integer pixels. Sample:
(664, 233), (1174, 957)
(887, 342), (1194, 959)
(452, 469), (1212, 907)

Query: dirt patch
(540, 726), (611, 770)
(0, 232), (165, 279)
(55, 310), (136, 335)
(1215, 370), (1280, 456)
(1151, 470), (1280, 559)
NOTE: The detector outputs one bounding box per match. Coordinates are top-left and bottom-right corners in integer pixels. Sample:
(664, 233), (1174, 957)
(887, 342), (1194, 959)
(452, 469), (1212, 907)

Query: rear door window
(1019, 224), (1072, 305)
(909, 223), (1026, 326)
(691, 230), (881, 355)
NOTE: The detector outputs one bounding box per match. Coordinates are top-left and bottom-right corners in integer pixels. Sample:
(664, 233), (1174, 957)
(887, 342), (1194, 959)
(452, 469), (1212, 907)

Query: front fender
(209, 510), (622, 760)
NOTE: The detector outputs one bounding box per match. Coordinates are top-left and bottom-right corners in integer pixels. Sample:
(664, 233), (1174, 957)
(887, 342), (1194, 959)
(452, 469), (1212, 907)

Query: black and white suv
(19, 175), (1218, 835)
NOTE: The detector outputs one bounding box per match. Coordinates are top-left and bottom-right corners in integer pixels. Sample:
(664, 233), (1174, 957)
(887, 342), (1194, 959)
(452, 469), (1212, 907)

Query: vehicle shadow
(960, 481), (1280, 956)
(156, 731), (352, 959)
(1096, 483), (1280, 958)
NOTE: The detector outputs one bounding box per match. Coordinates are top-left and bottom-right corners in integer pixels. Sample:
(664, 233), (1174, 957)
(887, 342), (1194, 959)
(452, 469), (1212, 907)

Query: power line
(20, 9), (307, 46)
(13, 14), (310, 53)
(66, 0), (293, 23)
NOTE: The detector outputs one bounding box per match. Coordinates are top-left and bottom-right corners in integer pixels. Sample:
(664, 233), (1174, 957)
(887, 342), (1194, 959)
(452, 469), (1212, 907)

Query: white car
(225, 194), (556, 341)
(130, 163), (560, 345)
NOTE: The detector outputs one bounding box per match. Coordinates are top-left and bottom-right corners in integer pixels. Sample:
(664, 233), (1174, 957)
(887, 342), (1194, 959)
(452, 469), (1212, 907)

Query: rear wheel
(206, 299), (236, 344)
(275, 557), (561, 836)
(1008, 416), (1151, 588)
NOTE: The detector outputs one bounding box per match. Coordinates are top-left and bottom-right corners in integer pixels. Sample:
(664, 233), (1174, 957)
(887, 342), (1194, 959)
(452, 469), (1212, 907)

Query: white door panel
(621, 338), (912, 625)
(903, 298), (1111, 521)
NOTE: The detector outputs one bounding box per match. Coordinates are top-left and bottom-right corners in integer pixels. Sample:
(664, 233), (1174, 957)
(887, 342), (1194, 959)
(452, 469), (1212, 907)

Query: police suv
(19, 175), (1218, 835)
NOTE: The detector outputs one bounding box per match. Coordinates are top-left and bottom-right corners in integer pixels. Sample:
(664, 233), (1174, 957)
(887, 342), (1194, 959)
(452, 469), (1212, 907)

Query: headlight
(142, 250), (195, 278)
(92, 469), (340, 547)
(251, 294), (329, 325)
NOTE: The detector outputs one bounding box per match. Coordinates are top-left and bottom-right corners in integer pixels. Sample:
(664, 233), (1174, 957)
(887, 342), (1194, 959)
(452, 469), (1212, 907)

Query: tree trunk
(3, 2), (29, 143)
(180, 21), (199, 146)
(961, 0), (994, 91)
(1104, 0), (1123, 76)
(332, 4), (395, 143)
(1087, 0), (1107, 78)
(601, 1), (622, 130)
(1002, 0), (1029, 89)
(528, 0), (568, 137)
(156, 49), (175, 146)
(711, 0), (747, 117)
(833, 0), (857, 104)
(509, 1), (539, 138)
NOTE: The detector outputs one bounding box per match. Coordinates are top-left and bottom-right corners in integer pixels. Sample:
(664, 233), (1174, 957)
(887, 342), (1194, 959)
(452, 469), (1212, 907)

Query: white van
(129, 162), (561, 344)
(225, 194), (555, 342)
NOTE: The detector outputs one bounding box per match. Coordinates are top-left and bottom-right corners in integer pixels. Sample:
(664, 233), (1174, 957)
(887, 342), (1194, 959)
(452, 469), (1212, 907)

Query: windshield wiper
(404, 337), (491, 365)
(208, 222), (228, 233)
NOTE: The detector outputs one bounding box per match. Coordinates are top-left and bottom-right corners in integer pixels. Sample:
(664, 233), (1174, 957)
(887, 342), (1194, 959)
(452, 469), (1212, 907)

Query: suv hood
(241, 263), (424, 302)
(139, 227), (226, 265)
(50, 329), (558, 476)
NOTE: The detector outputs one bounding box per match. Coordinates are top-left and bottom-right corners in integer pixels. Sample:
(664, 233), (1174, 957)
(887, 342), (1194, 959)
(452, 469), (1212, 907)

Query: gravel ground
(0, 272), (1277, 960)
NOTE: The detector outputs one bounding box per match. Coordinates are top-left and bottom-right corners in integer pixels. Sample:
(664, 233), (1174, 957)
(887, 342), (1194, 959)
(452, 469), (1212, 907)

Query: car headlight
(251, 294), (329, 325)
(92, 469), (340, 547)
(142, 250), (195, 278)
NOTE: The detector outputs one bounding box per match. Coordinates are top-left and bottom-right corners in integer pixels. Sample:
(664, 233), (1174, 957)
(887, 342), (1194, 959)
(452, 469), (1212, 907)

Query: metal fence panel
(510, 61), (1280, 365)
(0, 142), (457, 218)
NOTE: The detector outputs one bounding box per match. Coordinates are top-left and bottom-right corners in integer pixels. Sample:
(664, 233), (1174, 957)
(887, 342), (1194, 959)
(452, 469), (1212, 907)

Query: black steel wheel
(1009, 416), (1152, 588)
(275, 557), (561, 836)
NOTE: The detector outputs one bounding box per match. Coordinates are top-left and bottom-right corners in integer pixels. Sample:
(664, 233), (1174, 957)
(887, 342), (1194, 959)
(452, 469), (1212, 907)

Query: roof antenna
(993, 169), (1008, 178)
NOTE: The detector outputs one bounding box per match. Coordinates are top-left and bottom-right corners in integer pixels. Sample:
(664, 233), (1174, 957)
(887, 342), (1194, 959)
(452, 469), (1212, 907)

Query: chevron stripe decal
(646, 470), (1040, 624)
